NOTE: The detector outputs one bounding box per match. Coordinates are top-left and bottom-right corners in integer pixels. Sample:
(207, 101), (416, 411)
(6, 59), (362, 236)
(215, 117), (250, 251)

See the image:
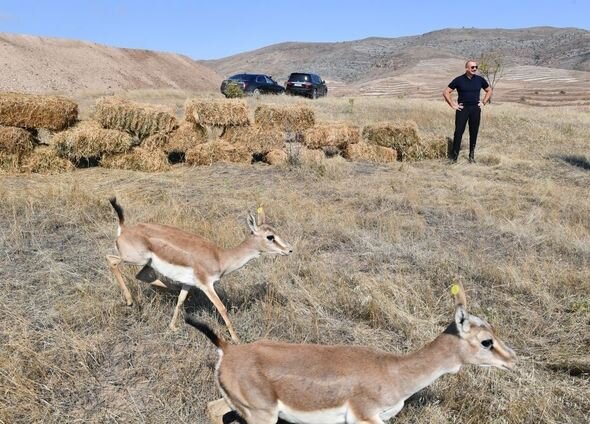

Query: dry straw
(164, 121), (207, 153)
(343, 141), (397, 163)
(53, 120), (134, 161)
(19, 146), (75, 174)
(406, 135), (448, 161)
(222, 125), (284, 154)
(264, 149), (288, 165)
(185, 141), (251, 166)
(303, 123), (360, 149)
(101, 147), (170, 172)
(299, 146), (325, 164)
(254, 104), (315, 132)
(0, 151), (20, 173)
(142, 122), (207, 154)
(0, 126), (35, 155)
(94, 97), (177, 139)
(363, 121), (420, 160)
(0, 92), (78, 131)
(185, 99), (249, 127)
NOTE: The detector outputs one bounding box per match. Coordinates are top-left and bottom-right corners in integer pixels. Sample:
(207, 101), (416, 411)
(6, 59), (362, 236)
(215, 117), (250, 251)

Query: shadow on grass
(556, 154), (590, 170)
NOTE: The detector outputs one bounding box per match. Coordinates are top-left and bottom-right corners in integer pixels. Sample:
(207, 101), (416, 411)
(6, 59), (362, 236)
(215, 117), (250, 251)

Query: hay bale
(343, 141), (397, 163)
(265, 149), (288, 165)
(303, 123), (360, 149)
(142, 132), (170, 150)
(222, 125), (284, 154)
(164, 121), (207, 153)
(0, 151), (20, 173)
(0, 92), (78, 130)
(19, 147), (75, 174)
(362, 121), (420, 151)
(404, 135), (448, 161)
(185, 141), (251, 166)
(0, 126), (35, 155)
(101, 147), (170, 172)
(185, 99), (249, 127)
(95, 97), (177, 139)
(300, 146), (325, 165)
(53, 120), (135, 161)
(141, 122), (207, 157)
(421, 135), (448, 159)
(254, 104), (315, 132)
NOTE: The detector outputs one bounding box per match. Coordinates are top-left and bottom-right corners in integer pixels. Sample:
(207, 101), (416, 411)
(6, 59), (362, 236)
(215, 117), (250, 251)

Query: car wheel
(253, 89), (261, 96)
(311, 88), (318, 99)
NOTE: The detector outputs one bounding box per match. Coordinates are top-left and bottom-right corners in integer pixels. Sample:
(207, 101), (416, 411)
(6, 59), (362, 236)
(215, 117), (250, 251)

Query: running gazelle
(187, 282), (517, 424)
(106, 197), (292, 342)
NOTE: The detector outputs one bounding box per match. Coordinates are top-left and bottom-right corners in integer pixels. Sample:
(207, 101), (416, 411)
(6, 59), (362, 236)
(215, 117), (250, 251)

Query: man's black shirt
(448, 74), (489, 106)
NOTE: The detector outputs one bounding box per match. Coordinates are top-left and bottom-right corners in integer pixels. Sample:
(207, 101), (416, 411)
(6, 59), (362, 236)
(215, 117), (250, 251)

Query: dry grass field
(1, 94), (589, 423)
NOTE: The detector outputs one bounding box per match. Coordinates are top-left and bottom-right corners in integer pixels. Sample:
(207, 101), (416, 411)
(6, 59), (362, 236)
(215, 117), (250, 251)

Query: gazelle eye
(481, 339), (493, 349)
(266, 235), (275, 242)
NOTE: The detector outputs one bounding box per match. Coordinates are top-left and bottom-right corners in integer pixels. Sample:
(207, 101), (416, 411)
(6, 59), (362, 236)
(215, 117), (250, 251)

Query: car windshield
(289, 74), (310, 82)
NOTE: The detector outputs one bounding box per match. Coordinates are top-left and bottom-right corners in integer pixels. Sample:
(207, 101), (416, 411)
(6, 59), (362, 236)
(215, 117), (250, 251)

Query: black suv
(285, 73), (328, 99)
(220, 73), (285, 97)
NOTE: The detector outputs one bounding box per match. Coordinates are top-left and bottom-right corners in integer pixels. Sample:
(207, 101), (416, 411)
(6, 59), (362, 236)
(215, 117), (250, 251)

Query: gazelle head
(448, 282), (517, 371)
(246, 208), (292, 256)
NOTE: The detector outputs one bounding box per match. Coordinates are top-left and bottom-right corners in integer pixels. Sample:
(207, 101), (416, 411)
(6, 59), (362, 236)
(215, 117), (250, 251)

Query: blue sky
(0, 1), (587, 60)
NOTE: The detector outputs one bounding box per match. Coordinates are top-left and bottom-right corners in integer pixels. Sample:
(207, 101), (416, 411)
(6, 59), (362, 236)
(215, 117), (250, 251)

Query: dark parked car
(285, 73), (328, 99)
(220, 73), (285, 97)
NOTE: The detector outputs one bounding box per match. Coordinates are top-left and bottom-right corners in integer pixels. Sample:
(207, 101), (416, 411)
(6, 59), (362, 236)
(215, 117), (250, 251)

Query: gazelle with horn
(106, 198), (292, 342)
(187, 282), (517, 424)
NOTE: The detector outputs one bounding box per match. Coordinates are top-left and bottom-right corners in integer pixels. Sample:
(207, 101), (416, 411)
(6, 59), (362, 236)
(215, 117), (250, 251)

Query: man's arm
(479, 86), (493, 107)
(443, 87), (462, 110)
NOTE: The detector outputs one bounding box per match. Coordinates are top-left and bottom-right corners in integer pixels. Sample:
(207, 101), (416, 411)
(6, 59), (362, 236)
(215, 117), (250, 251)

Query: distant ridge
(204, 27), (590, 83)
(203, 27), (590, 104)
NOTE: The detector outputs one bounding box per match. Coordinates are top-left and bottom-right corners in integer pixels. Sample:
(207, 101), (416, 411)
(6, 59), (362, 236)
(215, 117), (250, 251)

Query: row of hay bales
(0, 92), (447, 174)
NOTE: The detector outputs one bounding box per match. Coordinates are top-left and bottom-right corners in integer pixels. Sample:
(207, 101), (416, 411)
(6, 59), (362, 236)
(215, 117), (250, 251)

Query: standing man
(443, 60), (492, 163)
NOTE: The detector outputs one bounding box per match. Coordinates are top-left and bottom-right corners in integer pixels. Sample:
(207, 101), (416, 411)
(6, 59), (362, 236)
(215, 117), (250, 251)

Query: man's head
(465, 60), (478, 77)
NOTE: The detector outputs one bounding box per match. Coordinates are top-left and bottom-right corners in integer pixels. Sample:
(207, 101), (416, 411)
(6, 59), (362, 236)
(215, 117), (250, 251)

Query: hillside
(205, 27), (590, 104)
(1, 28), (589, 105)
(0, 33), (222, 94)
(205, 27), (590, 82)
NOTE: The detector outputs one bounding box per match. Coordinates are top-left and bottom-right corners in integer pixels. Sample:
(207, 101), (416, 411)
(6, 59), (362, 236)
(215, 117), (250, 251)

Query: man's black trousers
(452, 104), (481, 159)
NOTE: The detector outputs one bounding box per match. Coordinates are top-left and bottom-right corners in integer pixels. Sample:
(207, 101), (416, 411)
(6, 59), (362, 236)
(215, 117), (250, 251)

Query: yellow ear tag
(256, 206), (264, 214)
(451, 284), (460, 296)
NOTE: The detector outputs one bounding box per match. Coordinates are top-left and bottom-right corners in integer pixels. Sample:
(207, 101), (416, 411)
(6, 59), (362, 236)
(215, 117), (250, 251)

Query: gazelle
(106, 197), (292, 342)
(187, 282), (517, 424)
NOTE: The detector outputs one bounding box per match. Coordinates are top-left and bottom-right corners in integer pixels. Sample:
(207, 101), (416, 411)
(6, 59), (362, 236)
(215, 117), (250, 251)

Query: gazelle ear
(451, 281), (467, 309)
(247, 212), (258, 233)
(451, 282), (470, 333)
(256, 205), (266, 226)
(455, 305), (471, 333)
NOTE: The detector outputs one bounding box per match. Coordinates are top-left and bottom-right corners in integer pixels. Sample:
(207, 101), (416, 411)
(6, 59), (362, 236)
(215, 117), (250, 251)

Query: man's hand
(453, 103), (464, 111)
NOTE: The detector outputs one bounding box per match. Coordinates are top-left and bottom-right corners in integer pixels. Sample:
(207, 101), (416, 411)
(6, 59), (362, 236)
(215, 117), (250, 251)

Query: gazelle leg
(106, 255), (133, 306)
(169, 286), (190, 331)
(203, 284), (240, 343)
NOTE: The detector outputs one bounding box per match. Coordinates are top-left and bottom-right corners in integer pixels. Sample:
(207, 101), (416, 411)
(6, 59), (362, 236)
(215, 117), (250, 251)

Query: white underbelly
(150, 254), (197, 286)
(277, 401), (353, 424)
